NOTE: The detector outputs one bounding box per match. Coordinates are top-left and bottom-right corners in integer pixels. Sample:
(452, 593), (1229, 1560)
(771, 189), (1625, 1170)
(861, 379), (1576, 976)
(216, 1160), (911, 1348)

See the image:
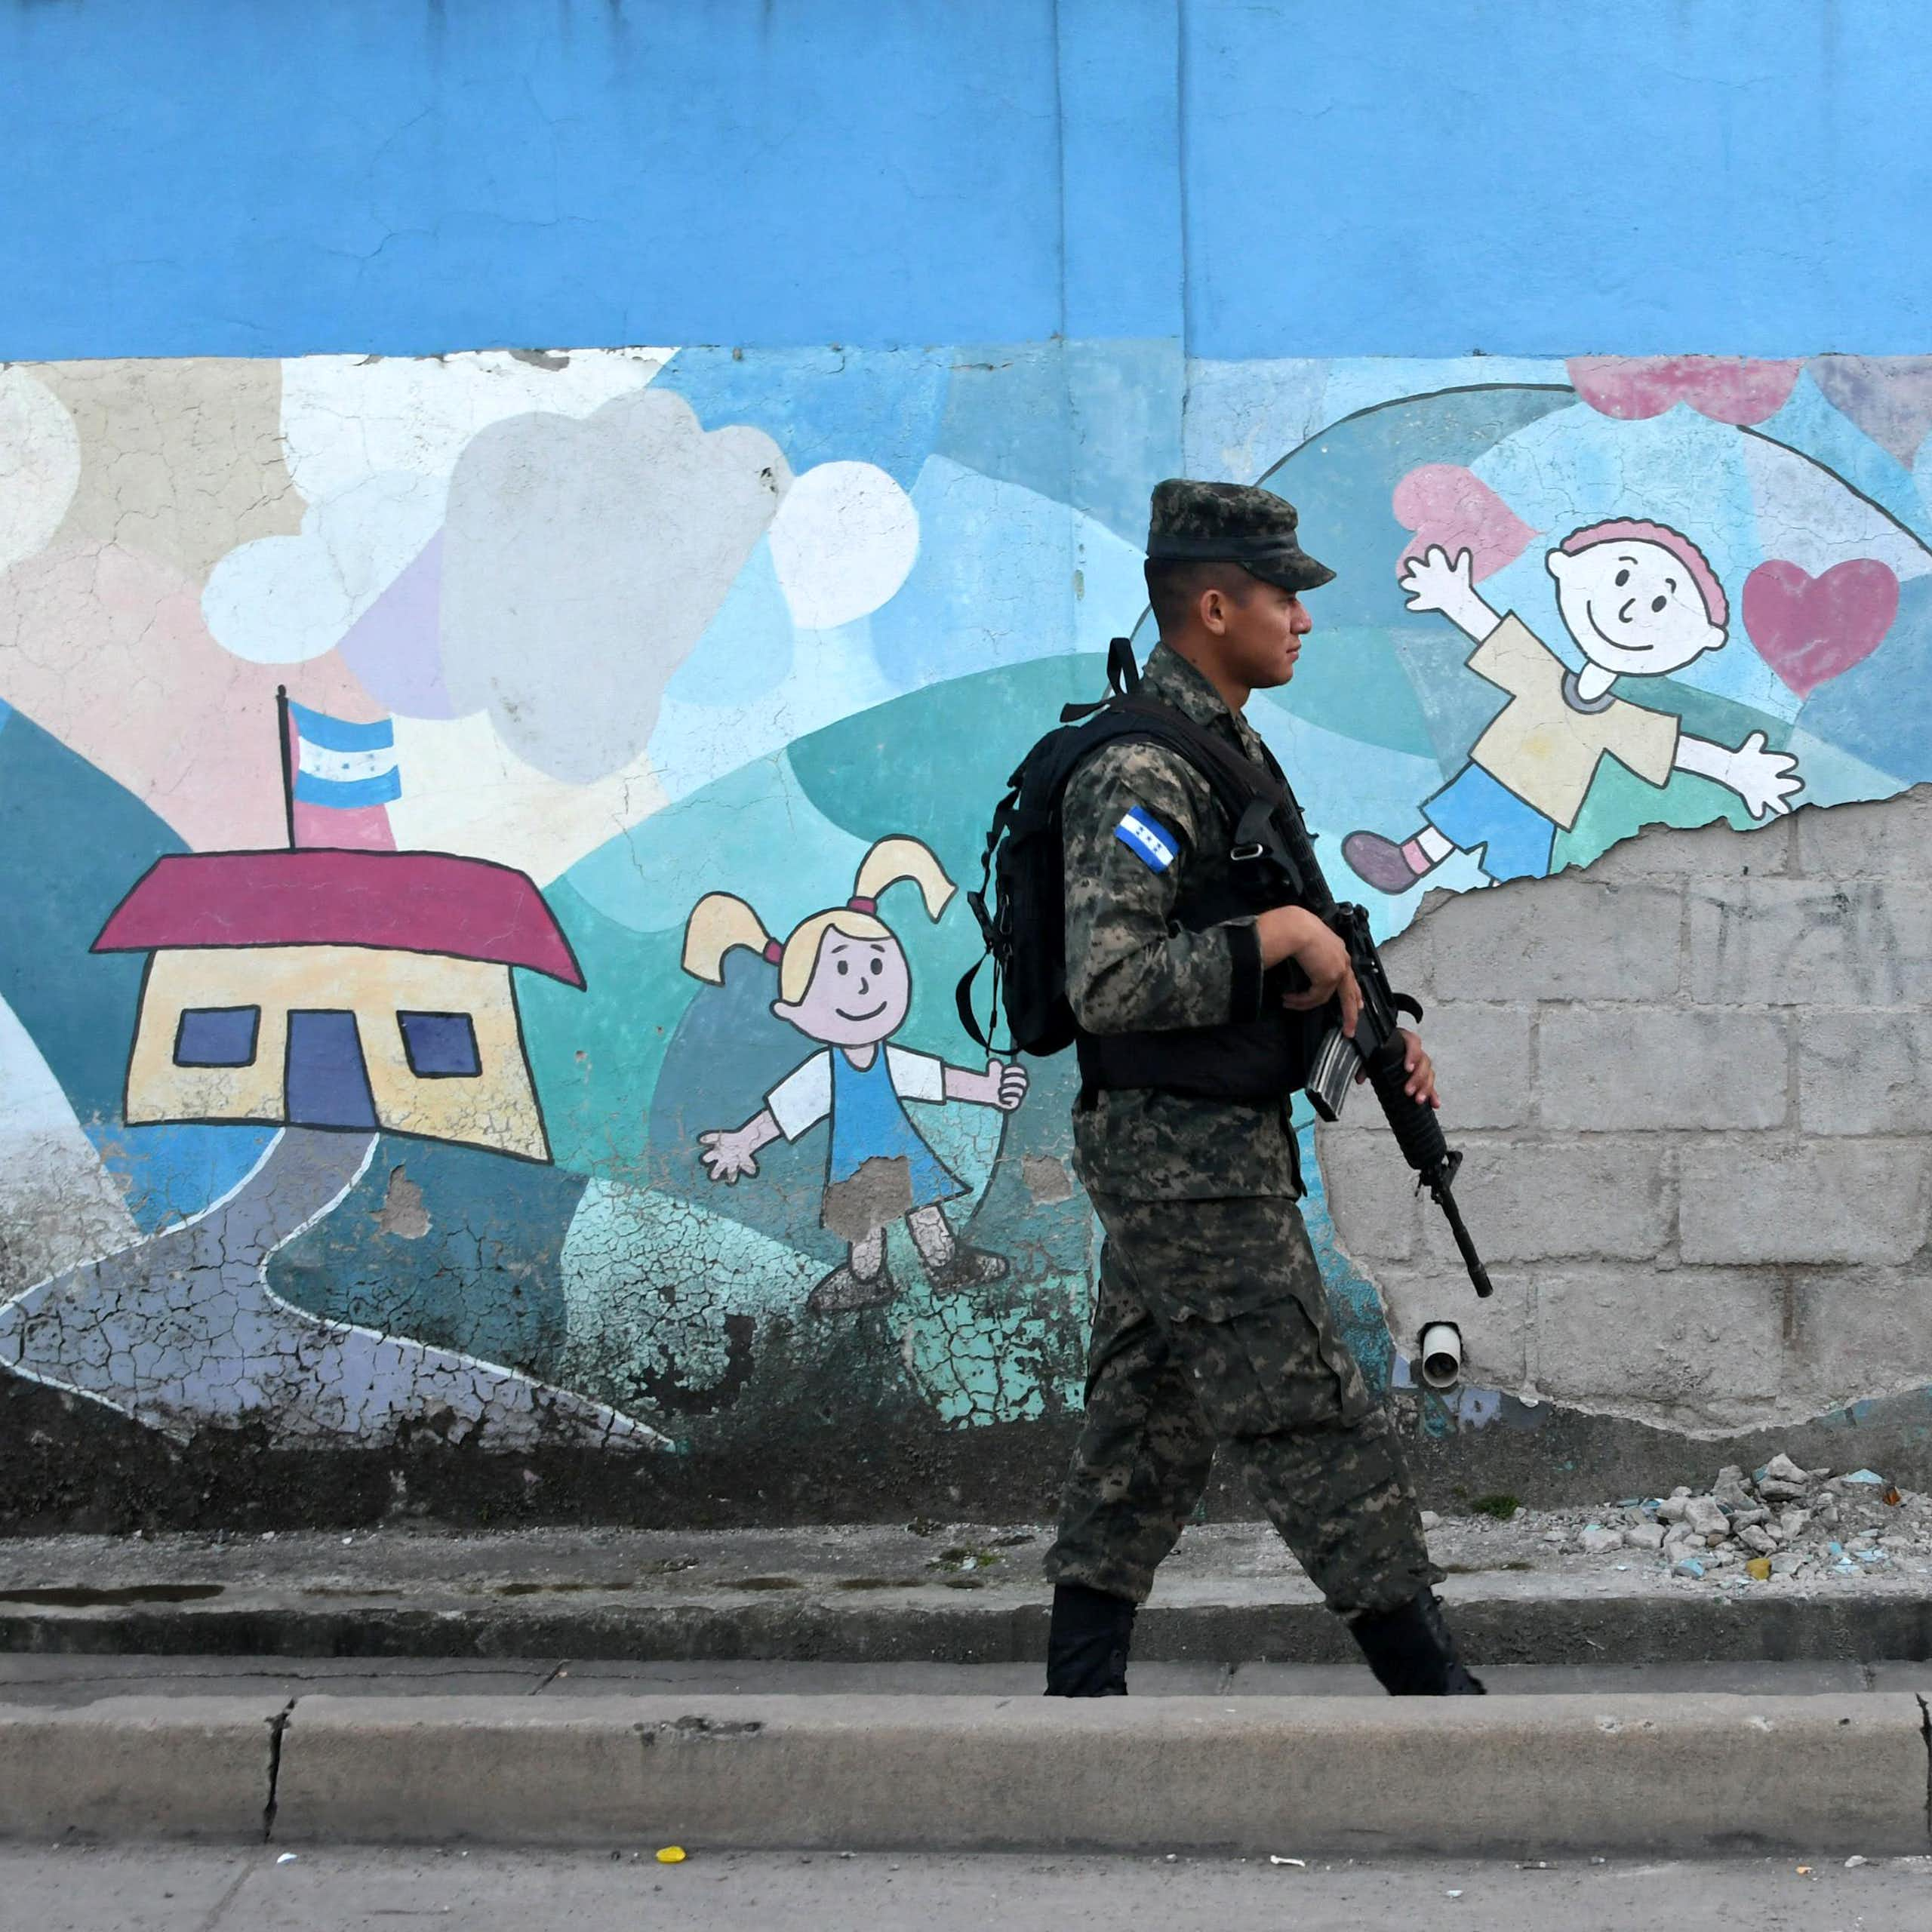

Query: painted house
(92, 850), (585, 1164)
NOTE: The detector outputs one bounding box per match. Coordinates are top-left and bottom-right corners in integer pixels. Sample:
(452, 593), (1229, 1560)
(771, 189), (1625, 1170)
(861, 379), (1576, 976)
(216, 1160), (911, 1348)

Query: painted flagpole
(275, 684), (297, 850)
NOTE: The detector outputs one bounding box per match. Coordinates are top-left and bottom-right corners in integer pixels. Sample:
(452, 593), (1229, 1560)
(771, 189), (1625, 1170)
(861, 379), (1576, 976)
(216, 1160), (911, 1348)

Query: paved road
(9, 1846), (1930, 1930)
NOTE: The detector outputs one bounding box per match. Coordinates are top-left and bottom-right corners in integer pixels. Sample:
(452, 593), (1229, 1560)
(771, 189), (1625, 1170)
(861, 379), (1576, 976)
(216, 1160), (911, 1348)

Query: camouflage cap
(1146, 478), (1336, 593)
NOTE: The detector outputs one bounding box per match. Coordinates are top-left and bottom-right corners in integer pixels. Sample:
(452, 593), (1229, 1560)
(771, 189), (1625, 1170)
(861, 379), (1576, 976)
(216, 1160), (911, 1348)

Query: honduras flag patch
(1115, 806), (1178, 872)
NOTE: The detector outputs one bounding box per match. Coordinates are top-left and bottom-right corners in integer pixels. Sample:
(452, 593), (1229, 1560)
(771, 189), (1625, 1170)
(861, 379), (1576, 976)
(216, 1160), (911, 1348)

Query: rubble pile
(1559, 1454), (1931, 1586)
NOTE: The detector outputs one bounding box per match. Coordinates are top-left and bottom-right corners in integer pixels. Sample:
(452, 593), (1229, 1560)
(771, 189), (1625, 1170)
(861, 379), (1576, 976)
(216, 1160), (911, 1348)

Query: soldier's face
(1209, 580), (1313, 689)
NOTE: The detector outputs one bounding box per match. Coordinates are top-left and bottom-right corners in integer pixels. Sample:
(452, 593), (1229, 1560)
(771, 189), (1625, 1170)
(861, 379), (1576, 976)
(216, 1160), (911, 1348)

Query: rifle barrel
(1429, 1176), (1494, 1300)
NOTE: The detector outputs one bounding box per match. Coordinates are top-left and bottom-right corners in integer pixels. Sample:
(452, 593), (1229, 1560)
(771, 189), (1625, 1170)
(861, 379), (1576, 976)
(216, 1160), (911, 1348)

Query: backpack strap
(1244, 726), (1336, 913)
(965, 784), (1018, 944)
(959, 774), (1023, 1050)
(1059, 635), (1143, 724)
(952, 660), (1332, 1056)
(955, 947), (1001, 1051)
(1111, 694), (1282, 808)
(1103, 694), (1336, 907)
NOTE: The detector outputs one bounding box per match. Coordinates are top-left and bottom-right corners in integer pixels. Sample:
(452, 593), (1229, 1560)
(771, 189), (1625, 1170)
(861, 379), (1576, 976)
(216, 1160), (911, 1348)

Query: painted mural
(683, 837), (1029, 1318)
(2, 347), (1931, 1471)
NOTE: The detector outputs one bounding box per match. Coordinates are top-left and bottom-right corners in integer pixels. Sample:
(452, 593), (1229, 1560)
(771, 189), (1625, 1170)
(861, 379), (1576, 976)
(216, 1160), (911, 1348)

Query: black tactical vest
(1072, 696), (1332, 1106)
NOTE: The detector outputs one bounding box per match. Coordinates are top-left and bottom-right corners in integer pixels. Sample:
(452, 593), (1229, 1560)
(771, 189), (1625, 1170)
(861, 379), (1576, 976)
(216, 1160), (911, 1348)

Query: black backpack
(955, 637), (1324, 1057)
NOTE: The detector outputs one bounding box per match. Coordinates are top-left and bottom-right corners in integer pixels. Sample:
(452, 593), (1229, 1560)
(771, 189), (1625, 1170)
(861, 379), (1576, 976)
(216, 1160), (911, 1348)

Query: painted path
(0, 1128), (669, 1451)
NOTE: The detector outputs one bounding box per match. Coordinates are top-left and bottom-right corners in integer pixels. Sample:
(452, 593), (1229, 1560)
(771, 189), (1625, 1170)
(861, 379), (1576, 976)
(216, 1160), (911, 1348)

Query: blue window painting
(397, 1010), (482, 1079)
(173, 1005), (259, 1068)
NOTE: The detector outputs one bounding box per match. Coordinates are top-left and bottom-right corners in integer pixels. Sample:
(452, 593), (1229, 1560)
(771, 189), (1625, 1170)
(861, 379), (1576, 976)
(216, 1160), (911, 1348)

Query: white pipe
(1418, 1322), (1463, 1391)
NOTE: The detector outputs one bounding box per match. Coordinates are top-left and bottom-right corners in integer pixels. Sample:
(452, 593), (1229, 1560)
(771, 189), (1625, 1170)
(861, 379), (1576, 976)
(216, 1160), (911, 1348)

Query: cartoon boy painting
(682, 836), (1029, 1317)
(1343, 521), (1804, 890)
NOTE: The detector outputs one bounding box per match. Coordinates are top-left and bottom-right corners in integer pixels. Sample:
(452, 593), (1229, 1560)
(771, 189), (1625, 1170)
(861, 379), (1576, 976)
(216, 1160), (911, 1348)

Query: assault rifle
(1303, 903), (1494, 1300)
(1243, 715), (1493, 1304)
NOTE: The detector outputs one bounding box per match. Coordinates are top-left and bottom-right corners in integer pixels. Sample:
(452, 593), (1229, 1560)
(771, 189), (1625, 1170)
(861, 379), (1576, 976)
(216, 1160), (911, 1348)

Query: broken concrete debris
(1435, 1451), (1928, 1591)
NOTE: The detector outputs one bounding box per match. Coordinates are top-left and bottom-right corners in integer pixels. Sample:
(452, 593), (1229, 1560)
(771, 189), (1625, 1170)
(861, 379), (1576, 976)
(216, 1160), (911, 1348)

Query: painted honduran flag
(286, 700), (400, 850)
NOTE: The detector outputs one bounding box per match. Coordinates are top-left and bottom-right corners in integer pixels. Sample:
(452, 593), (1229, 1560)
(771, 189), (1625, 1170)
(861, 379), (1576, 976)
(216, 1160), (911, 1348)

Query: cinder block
(1783, 1267), (1932, 1418)
(1798, 1013), (1932, 1136)
(1313, 1130), (1423, 1262)
(1794, 786), (1932, 879)
(1423, 878), (1682, 1001)
(1534, 1267), (1785, 1418)
(1417, 1137), (1670, 1266)
(1539, 1008), (1788, 1131)
(1373, 1262), (1531, 1389)
(1687, 880), (1932, 1007)
(1583, 814), (1792, 881)
(1414, 1002), (1532, 1129)
(1679, 1142), (1930, 1265)
(1379, 917), (1431, 1000)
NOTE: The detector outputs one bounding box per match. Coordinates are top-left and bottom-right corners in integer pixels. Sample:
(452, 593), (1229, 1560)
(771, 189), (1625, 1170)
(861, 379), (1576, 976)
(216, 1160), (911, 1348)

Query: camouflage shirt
(1062, 641), (1304, 1200)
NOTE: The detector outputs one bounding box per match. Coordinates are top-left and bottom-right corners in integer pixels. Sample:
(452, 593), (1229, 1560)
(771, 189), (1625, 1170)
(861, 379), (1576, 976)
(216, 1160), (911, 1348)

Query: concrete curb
(7, 1585), (1932, 1666)
(4, 1693), (1928, 1857)
(0, 1695), (286, 1841)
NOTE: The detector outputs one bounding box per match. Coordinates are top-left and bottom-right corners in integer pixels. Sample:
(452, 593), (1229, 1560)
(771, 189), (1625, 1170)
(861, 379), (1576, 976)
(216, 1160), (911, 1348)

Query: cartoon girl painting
(681, 837), (1029, 1316)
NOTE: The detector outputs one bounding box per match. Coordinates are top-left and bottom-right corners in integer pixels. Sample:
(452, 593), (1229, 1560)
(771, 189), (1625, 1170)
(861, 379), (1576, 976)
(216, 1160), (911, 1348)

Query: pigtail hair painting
(681, 893), (773, 984)
(854, 835), (955, 921)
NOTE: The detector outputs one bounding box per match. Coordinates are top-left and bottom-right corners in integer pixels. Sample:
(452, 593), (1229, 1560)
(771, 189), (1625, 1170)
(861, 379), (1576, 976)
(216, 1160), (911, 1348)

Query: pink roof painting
(92, 850), (586, 988)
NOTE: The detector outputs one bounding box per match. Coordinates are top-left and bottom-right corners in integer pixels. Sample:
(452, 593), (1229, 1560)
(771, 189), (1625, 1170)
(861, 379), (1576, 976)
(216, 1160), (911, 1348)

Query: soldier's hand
(1269, 913), (1361, 1038)
(1357, 1026), (1438, 1108)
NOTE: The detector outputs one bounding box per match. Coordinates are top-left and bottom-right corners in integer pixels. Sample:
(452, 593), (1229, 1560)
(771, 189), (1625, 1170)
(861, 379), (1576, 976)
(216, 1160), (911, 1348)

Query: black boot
(1347, 1589), (1487, 1696)
(1044, 1583), (1137, 1697)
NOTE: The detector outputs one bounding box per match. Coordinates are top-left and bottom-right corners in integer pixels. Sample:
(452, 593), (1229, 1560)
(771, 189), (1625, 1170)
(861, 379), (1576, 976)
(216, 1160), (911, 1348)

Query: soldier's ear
(1546, 549), (1571, 583)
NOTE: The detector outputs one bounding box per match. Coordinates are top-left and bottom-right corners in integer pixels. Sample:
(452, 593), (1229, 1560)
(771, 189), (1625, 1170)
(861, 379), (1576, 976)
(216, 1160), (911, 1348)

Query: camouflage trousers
(1043, 1191), (1438, 1618)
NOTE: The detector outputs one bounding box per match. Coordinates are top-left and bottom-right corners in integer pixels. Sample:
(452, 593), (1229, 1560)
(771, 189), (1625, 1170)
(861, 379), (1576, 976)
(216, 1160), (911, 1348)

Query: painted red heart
(1742, 559), (1900, 698)
(1392, 464), (1538, 581)
(1569, 357), (1802, 426)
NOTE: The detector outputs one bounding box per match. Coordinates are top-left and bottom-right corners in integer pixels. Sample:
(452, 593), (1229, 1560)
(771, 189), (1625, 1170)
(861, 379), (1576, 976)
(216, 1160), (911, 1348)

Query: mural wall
(5, 346), (1932, 1514)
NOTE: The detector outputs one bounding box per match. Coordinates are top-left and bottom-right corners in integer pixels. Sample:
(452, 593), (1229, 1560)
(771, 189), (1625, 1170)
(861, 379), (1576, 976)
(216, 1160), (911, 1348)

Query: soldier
(1041, 479), (1484, 1697)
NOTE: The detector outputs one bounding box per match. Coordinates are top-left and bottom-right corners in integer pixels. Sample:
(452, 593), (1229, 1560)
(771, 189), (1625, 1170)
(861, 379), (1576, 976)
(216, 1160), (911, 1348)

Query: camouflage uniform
(1042, 581), (1438, 1619)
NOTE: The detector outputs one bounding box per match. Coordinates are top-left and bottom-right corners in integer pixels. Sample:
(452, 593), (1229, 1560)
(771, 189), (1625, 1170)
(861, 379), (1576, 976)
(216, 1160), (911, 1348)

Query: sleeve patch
(1115, 806), (1179, 872)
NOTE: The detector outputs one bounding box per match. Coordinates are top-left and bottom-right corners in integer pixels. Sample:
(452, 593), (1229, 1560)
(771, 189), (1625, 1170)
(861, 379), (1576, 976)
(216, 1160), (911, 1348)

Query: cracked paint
(4, 346), (1932, 1509)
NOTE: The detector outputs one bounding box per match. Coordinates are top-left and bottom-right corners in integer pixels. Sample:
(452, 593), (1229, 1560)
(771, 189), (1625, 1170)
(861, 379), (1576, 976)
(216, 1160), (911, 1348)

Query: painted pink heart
(1742, 559), (1900, 698)
(1568, 357), (1802, 426)
(1392, 464), (1538, 582)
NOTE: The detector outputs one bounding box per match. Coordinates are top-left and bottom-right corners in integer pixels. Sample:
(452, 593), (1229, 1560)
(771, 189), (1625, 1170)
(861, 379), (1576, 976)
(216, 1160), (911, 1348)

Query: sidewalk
(5, 1515), (1932, 1665)
(4, 1651), (1923, 1703)
(10, 1512), (1932, 1857)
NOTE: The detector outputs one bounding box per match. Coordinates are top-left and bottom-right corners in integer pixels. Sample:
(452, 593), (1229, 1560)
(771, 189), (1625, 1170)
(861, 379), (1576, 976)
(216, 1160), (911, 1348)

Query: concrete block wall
(1319, 790), (1932, 1437)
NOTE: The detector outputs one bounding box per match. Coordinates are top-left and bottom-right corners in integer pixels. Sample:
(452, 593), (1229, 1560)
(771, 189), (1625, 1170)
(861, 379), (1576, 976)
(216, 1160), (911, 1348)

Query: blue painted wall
(10, 0), (1932, 360)
(11, 1), (1932, 1515)
(3, 0), (1066, 357)
(1183, 0), (1932, 358)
